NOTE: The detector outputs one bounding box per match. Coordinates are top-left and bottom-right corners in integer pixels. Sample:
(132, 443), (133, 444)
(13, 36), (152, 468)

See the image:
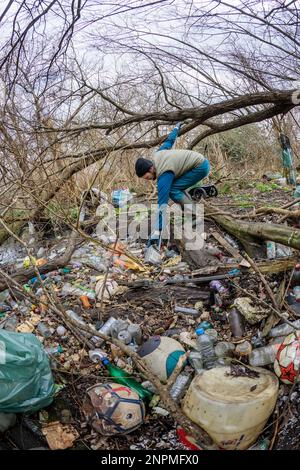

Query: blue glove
(175, 122), (182, 130)
(147, 230), (161, 248)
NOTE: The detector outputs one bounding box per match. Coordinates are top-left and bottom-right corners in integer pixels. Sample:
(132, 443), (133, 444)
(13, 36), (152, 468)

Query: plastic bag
(0, 330), (55, 413)
(111, 188), (132, 208)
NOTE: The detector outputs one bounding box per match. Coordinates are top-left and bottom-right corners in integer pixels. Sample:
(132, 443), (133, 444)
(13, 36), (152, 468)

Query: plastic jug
(182, 366), (278, 450)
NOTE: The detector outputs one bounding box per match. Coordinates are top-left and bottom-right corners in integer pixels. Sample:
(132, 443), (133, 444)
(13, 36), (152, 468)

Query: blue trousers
(169, 159), (210, 202)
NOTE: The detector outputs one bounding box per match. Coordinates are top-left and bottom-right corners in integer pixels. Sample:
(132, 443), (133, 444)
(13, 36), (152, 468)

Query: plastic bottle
(95, 316), (118, 346)
(127, 324), (143, 345)
(174, 305), (199, 316)
(170, 372), (193, 401)
(66, 310), (86, 326)
(196, 328), (217, 369)
(249, 438), (270, 450)
(215, 341), (235, 358)
(101, 357), (153, 402)
(205, 328), (218, 344)
(293, 286), (300, 302)
(227, 307), (245, 337)
(209, 280), (228, 295)
(37, 322), (52, 338)
(188, 350), (203, 374)
(251, 333), (266, 348)
(235, 341), (252, 357)
(249, 344), (280, 366)
(223, 234), (239, 250)
(268, 319), (300, 338)
(0, 303), (11, 313)
(117, 330), (132, 344)
(210, 291), (223, 307)
(276, 244), (292, 258)
(4, 315), (18, 331)
(110, 319), (129, 338)
(44, 345), (63, 356)
(286, 293), (300, 316)
(197, 321), (212, 331)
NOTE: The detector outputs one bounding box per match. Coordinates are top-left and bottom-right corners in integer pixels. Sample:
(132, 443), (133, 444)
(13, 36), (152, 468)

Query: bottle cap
(195, 328), (204, 335)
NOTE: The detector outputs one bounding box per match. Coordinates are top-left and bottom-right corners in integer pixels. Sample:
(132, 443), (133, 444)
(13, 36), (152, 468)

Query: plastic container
(96, 316), (118, 346)
(227, 307), (245, 337)
(174, 305), (199, 316)
(235, 341), (252, 357)
(215, 342), (235, 358)
(195, 328), (216, 369)
(127, 324), (142, 345)
(66, 310), (86, 326)
(117, 330), (132, 345)
(286, 293), (300, 316)
(170, 372), (193, 401)
(223, 234), (239, 250)
(144, 245), (162, 265)
(4, 315), (18, 332)
(182, 366), (279, 450)
(188, 350), (203, 374)
(249, 344), (281, 366)
(197, 321), (212, 331)
(44, 345), (63, 356)
(37, 322), (52, 338)
(205, 328), (218, 344)
(268, 320), (300, 338)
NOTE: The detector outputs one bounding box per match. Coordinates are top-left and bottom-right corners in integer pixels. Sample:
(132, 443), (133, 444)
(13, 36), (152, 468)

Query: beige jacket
(152, 149), (205, 178)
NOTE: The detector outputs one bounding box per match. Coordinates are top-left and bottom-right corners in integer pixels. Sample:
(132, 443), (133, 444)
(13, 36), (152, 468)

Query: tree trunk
(206, 202), (300, 257)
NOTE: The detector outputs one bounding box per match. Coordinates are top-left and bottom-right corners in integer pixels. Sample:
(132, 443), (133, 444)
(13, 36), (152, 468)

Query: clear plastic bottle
(188, 350), (203, 374)
(174, 305), (199, 316)
(66, 309), (86, 326)
(110, 319), (129, 338)
(196, 328), (217, 369)
(235, 341), (252, 357)
(170, 372), (192, 401)
(37, 322), (52, 338)
(223, 234), (239, 250)
(249, 344), (280, 366)
(205, 328), (218, 344)
(227, 307), (245, 337)
(117, 330), (132, 344)
(96, 316), (118, 346)
(44, 345), (63, 356)
(215, 341), (235, 358)
(4, 315), (18, 331)
(268, 320), (300, 338)
(127, 324), (143, 345)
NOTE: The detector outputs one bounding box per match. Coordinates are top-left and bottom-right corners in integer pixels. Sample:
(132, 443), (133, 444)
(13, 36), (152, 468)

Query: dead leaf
(42, 421), (79, 450)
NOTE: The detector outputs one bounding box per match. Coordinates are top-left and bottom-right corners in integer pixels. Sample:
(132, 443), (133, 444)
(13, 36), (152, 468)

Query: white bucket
(182, 366), (278, 450)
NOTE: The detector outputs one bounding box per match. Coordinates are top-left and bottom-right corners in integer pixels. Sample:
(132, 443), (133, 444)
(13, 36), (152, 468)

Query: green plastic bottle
(101, 358), (153, 403)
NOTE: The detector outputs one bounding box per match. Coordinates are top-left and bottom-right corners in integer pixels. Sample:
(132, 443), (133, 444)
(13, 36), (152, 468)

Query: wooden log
(205, 201), (300, 257)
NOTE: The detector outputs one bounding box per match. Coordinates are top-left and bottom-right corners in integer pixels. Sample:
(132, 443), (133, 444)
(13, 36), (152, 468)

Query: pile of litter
(0, 185), (300, 450)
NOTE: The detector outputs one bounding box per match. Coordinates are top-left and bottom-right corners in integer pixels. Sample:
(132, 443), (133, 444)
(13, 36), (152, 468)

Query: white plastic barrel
(182, 366), (278, 450)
